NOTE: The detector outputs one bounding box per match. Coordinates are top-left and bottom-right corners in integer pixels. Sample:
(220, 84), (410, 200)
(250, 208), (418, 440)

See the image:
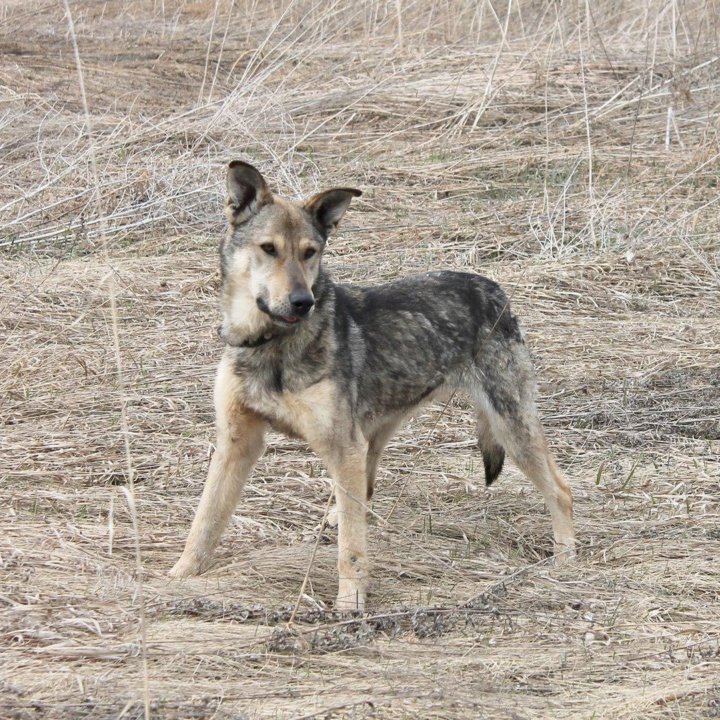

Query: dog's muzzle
(288, 289), (314, 317)
(257, 295), (314, 325)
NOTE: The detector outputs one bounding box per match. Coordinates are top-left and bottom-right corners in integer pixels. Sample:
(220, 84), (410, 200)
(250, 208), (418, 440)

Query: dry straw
(2, 0), (719, 718)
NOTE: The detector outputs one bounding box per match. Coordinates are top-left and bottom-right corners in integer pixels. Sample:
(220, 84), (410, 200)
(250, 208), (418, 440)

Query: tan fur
(171, 358), (372, 610)
(220, 199), (322, 344)
(516, 439), (574, 557)
(477, 398), (575, 558)
(221, 252), (267, 340)
(170, 358), (267, 578)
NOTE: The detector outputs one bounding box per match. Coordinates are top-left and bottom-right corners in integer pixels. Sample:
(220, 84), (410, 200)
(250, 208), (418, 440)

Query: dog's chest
(237, 358), (332, 440)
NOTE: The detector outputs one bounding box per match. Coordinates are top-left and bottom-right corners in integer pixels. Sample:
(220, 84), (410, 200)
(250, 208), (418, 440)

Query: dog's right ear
(225, 160), (273, 225)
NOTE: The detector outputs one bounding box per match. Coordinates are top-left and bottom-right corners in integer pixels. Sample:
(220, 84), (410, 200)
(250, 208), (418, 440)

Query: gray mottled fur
(229, 262), (532, 487)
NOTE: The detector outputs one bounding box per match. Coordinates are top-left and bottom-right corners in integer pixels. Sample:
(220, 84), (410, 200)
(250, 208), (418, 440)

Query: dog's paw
(325, 504), (339, 528)
(552, 540), (576, 567)
(336, 562), (368, 614)
(335, 590), (366, 614)
(169, 555), (203, 578)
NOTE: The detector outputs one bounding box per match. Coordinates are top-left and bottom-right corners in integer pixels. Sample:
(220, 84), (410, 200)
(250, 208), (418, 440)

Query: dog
(169, 160), (576, 611)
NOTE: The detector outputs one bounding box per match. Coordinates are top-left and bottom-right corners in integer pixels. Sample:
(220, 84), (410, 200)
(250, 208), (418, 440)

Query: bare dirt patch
(2, 1), (719, 718)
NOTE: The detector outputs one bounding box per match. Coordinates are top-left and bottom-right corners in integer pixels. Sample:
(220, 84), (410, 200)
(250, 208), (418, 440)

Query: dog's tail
(482, 443), (505, 486)
(477, 416), (505, 486)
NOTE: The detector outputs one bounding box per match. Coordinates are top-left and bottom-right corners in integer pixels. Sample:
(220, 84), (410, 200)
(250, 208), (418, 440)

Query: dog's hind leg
(472, 387), (575, 563)
(502, 415), (575, 562)
(365, 415), (404, 501)
(170, 358), (267, 578)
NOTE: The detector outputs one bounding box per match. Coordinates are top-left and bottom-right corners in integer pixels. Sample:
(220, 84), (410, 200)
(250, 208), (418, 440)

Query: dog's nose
(289, 290), (314, 316)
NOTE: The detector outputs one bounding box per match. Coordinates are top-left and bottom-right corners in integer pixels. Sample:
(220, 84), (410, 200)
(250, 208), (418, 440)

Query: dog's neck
(235, 330), (276, 349)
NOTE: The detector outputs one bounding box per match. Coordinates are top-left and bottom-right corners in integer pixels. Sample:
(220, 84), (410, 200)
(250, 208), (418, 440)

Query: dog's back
(332, 271), (527, 423)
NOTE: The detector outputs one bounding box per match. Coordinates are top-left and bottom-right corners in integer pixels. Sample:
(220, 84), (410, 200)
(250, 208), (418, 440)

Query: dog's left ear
(225, 160), (273, 225)
(304, 188), (362, 234)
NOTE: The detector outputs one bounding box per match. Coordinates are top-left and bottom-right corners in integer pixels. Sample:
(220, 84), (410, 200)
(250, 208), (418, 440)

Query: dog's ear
(225, 160), (273, 225)
(304, 188), (362, 234)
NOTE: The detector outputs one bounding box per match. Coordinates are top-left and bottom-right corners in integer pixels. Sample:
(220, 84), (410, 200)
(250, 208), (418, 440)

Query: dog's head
(218, 161), (361, 345)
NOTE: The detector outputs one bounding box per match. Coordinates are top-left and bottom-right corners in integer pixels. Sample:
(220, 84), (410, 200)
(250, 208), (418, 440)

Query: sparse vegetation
(1, 1), (719, 718)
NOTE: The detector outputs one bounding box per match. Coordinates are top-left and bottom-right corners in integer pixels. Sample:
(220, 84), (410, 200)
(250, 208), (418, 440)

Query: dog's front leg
(170, 363), (267, 578)
(316, 443), (370, 612)
(290, 380), (371, 611)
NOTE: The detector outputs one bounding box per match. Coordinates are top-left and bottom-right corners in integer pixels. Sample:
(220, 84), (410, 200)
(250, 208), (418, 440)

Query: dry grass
(2, 1), (719, 718)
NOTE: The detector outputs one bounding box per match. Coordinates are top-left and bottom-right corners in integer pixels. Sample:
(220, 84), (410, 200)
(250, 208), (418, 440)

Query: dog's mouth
(256, 298), (307, 326)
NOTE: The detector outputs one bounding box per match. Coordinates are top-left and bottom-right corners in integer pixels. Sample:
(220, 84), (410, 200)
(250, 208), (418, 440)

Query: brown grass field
(2, 0), (720, 717)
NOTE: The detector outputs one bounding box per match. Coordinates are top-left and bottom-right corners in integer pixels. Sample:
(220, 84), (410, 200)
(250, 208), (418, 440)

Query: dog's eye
(260, 243), (277, 257)
(304, 248), (317, 260)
